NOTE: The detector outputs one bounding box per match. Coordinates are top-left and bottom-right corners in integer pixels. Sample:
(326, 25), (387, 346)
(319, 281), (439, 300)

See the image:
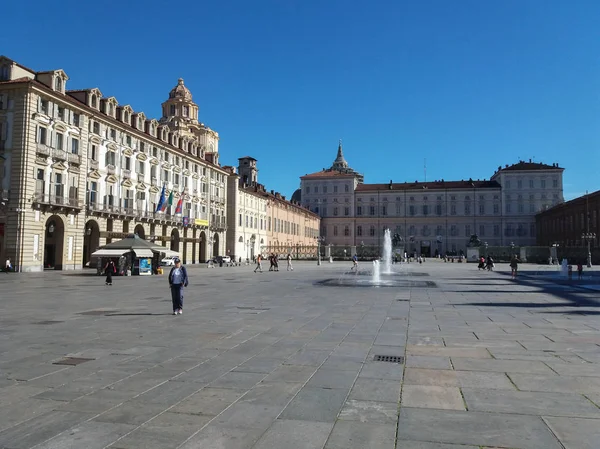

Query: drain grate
(53, 357), (95, 366)
(374, 355), (404, 364)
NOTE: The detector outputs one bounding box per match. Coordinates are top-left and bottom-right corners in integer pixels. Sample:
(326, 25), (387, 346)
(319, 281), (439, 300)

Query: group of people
(254, 253), (294, 273)
(477, 255), (521, 279)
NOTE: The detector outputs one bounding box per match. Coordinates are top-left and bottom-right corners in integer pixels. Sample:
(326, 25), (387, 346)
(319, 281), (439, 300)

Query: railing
(123, 169), (131, 179)
(89, 159), (99, 170)
(210, 216), (227, 228)
(52, 148), (67, 161)
(36, 143), (51, 156)
(106, 165), (116, 175)
(67, 153), (82, 164)
(33, 192), (81, 208)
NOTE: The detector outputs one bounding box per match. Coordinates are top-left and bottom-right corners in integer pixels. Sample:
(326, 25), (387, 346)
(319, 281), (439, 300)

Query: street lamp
(582, 232), (596, 268)
(360, 240), (365, 259)
(484, 241), (488, 257)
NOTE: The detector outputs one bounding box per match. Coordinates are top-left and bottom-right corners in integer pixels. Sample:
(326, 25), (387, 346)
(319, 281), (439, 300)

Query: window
(464, 204), (471, 215)
(436, 204), (442, 216)
(344, 207), (349, 216)
(506, 204), (511, 213)
(333, 185), (338, 193)
(35, 168), (45, 194)
(71, 138), (79, 154)
(88, 181), (97, 206)
(90, 145), (97, 161)
(344, 226), (350, 236)
(183, 105), (189, 117)
(126, 135), (132, 147)
(530, 223), (536, 237)
(91, 95), (97, 108)
(479, 204), (485, 215)
(105, 151), (116, 166)
(479, 224), (485, 237)
(124, 156), (131, 171)
(110, 129), (116, 140)
(170, 105), (176, 115)
(465, 225), (471, 237)
(323, 186), (327, 193)
(541, 179), (546, 188)
(493, 224), (500, 236)
(493, 204), (499, 214)
(506, 180), (511, 189)
(58, 106), (65, 121)
(93, 122), (100, 134)
(55, 77), (62, 91)
(345, 184), (349, 192)
(517, 180), (522, 188)
(553, 179), (558, 188)
(382, 206), (387, 216)
(333, 226), (338, 236)
(56, 133), (64, 150)
(529, 179), (534, 188)
(370, 206), (376, 215)
(136, 160), (145, 174)
(357, 206), (362, 216)
(73, 113), (80, 127)
(450, 204), (456, 215)
(409, 205), (415, 216)
(306, 186), (310, 194)
(357, 226), (362, 236)
(422, 205), (428, 216)
(38, 127), (47, 144)
(369, 226), (375, 236)
(54, 173), (63, 198)
(40, 99), (49, 114)
(450, 225), (457, 236)
(518, 203), (524, 213)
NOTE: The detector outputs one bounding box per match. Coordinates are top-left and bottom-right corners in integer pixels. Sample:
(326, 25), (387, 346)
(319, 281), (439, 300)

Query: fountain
(382, 229), (393, 274)
(560, 259), (568, 278)
(372, 260), (381, 284)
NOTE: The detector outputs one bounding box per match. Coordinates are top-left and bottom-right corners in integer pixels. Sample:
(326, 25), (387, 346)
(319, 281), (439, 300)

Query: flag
(175, 193), (184, 215)
(161, 191), (174, 212)
(155, 184), (166, 213)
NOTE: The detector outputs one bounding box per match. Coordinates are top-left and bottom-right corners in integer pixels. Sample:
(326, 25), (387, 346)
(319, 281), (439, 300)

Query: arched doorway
(83, 220), (100, 267)
(134, 224), (145, 240)
(199, 231), (207, 262)
(212, 233), (219, 257)
(44, 216), (65, 270)
(170, 229), (180, 253)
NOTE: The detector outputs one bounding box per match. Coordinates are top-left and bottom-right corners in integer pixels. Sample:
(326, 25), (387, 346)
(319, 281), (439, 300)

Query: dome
(169, 78), (193, 101)
(291, 188), (302, 203)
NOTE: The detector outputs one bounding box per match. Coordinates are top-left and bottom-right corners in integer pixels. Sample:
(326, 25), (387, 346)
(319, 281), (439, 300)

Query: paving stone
(0, 399), (59, 433)
(261, 365), (317, 383)
(402, 385), (465, 410)
(406, 346), (492, 358)
(170, 387), (246, 416)
(404, 368), (516, 390)
(232, 357), (284, 374)
(284, 349), (332, 366)
(396, 408), (563, 449)
(339, 399), (398, 424)
(33, 421), (136, 449)
(324, 420), (396, 449)
(0, 384), (49, 406)
(306, 368), (358, 389)
(405, 355), (452, 370)
(543, 416), (600, 449)
(54, 388), (133, 414)
(462, 388), (600, 417)
(93, 402), (166, 425)
(395, 442), (478, 449)
(509, 373), (600, 394)
(239, 382), (303, 407)
(280, 387), (349, 422)
(359, 360), (404, 380)
(450, 358), (556, 375)
(349, 378), (401, 403)
(177, 424), (266, 449)
(212, 402), (282, 430)
(208, 371), (265, 389)
(320, 355), (365, 371)
(253, 419), (334, 449)
(544, 362), (600, 378)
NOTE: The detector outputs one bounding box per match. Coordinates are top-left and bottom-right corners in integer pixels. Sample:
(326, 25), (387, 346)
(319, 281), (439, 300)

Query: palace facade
(298, 142), (565, 256)
(0, 56), (228, 271)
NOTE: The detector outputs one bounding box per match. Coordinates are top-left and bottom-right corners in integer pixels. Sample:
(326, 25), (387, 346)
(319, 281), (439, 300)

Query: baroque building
(225, 157), (320, 262)
(299, 143), (564, 257)
(0, 56), (228, 271)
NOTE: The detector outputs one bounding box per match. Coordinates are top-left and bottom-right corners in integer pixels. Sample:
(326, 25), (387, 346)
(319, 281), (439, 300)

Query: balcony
(151, 177), (157, 187)
(33, 192), (82, 211)
(123, 169), (131, 179)
(52, 148), (67, 161)
(89, 159), (99, 170)
(137, 173), (145, 182)
(67, 153), (82, 164)
(36, 143), (51, 156)
(210, 216), (227, 230)
(106, 165), (116, 175)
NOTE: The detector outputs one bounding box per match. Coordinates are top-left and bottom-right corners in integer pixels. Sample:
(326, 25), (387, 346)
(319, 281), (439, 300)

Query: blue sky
(4, 0), (599, 199)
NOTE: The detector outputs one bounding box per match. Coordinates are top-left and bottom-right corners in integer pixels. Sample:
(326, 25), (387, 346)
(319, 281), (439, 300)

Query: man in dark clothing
(168, 258), (189, 315)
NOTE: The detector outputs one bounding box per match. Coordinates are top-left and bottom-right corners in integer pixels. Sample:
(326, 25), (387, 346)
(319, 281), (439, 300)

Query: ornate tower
(238, 157), (258, 186)
(331, 140), (349, 171)
(160, 78), (200, 138)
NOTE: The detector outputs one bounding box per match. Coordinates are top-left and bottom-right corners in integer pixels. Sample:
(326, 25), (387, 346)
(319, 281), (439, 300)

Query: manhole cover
(77, 310), (119, 316)
(374, 355), (404, 364)
(53, 357), (95, 366)
(34, 320), (64, 325)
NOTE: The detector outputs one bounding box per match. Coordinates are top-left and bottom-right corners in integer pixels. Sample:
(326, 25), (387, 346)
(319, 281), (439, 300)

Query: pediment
(67, 165), (80, 174)
(106, 174), (118, 184)
(173, 165), (181, 173)
(183, 169), (190, 176)
(149, 185), (160, 194)
(106, 142), (118, 152)
(136, 152), (148, 161)
(123, 148), (133, 157)
(89, 135), (102, 145)
(88, 170), (101, 180)
(192, 173), (199, 179)
(149, 158), (159, 166)
(52, 161), (67, 171)
(161, 161), (170, 169)
(192, 196), (199, 203)
(121, 178), (134, 188)
(54, 122), (68, 132)
(136, 182), (147, 190)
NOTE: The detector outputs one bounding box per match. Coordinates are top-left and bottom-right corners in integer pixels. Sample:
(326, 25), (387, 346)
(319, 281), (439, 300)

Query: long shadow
(104, 313), (172, 316)
(453, 271), (600, 312)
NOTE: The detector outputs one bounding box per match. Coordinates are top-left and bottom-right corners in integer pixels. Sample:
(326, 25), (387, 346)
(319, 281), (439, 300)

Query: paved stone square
(1, 261), (600, 448)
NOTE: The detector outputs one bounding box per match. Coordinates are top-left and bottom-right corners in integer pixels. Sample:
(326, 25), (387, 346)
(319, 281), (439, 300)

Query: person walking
(254, 254), (263, 273)
(168, 257), (188, 315)
(286, 253), (293, 271)
(5, 257), (12, 273)
(577, 262), (583, 280)
(510, 255), (519, 279)
(351, 254), (358, 271)
(274, 254), (279, 271)
(104, 259), (116, 285)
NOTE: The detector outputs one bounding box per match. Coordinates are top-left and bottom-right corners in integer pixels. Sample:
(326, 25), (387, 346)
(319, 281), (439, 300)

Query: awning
(92, 248), (128, 257)
(134, 249), (154, 258)
(158, 249), (180, 257)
